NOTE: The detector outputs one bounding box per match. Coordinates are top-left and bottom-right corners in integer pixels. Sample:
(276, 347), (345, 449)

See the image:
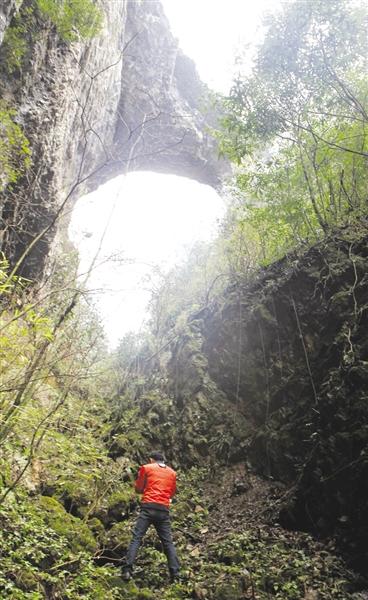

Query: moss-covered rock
(93, 484), (136, 526)
(103, 520), (132, 556)
(88, 516), (105, 541)
(39, 496), (97, 553)
(15, 566), (39, 591)
(107, 487), (133, 520)
(214, 582), (244, 600)
(42, 479), (92, 519)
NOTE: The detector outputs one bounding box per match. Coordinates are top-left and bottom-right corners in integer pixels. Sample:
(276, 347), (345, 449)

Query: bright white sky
(161, 0), (281, 93)
(69, 0), (281, 347)
(70, 173), (224, 346)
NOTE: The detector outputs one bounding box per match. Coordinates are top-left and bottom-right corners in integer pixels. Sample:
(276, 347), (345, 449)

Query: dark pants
(125, 506), (180, 574)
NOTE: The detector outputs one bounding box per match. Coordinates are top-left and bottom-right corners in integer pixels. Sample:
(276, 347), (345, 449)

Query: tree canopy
(219, 0), (368, 262)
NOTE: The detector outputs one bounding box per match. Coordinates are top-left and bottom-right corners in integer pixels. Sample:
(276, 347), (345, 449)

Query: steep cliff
(156, 221), (368, 574)
(0, 0), (227, 280)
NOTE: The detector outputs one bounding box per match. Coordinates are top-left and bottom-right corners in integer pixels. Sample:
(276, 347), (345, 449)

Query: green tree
(1, 0), (103, 75)
(220, 0), (368, 262)
(36, 0), (103, 42)
(0, 8), (33, 73)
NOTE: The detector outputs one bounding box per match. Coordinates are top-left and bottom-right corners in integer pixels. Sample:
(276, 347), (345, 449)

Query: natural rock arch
(0, 0), (228, 280)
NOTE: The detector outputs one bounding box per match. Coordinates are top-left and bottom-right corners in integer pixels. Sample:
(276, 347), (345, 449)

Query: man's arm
(134, 466), (147, 494)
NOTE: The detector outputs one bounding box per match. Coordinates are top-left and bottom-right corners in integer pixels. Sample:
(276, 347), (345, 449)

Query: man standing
(122, 451), (180, 583)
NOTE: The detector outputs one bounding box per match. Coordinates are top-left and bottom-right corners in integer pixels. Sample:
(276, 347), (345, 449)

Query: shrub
(0, 102), (31, 190)
(1, 7), (33, 73)
(1, 0), (103, 74)
(36, 0), (103, 41)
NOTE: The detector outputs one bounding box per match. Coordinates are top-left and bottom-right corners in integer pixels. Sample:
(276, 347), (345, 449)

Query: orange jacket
(135, 462), (176, 508)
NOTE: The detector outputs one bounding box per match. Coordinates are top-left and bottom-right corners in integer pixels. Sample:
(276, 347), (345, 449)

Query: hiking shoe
(121, 567), (133, 581)
(170, 571), (181, 583)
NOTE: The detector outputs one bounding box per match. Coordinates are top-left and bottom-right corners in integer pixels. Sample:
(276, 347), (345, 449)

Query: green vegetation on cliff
(37, 0), (103, 42)
(0, 101), (31, 189)
(1, 0), (103, 74)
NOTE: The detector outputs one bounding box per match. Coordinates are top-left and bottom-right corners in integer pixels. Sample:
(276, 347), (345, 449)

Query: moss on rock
(214, 582), (244, 600)
(39, 496), (97, 553)
(107, 487), (133, 517)
(15, 566), (39, 591)
(88, 516), (105, 540)
(103, 520), (132, 555)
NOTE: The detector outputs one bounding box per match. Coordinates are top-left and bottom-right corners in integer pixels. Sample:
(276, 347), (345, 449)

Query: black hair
(149, 450), (165, 462)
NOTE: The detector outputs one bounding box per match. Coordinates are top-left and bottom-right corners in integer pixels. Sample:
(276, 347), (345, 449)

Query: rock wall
(0, 0), (227, 279)
(137, 222), (367, 570)
(105, 0), (226, 190)
(0, 0), (16, 46)
(165, 316), (251, 465)
(1, 0), (128, 277)
(198, 222), (368, 572)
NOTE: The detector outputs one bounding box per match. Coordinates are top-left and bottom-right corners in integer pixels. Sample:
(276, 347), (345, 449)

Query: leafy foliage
(206, 530), (355, 599)
(0, 8), (33, 73)
(219, 0), (368, 263)
(36, 0), (103, 42)
(0, 102), (31, 190)
(1, 0), (103, 75)
(0, 253), (138, 597)
(0, 493), (121, 599)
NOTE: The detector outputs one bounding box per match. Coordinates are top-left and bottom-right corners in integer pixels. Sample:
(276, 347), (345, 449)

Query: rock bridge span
(0, 0), (228, 279)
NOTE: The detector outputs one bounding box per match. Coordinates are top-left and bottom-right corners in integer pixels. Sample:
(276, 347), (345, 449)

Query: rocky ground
(112, 465), (368, 600)
(1, 430), (367, 599)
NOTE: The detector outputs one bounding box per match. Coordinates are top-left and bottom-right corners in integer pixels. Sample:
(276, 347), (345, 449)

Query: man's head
(149, 450), (165, 463)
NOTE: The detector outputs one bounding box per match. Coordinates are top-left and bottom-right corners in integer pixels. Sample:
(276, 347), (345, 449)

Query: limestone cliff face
(113, 1), (225, 187)
(0, 0), (227, 279)
(0, 1), (16, 46)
